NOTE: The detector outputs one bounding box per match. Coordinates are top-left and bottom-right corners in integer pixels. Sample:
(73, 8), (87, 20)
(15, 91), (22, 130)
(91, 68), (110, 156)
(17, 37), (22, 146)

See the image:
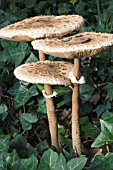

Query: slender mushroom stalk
(72, 58), (81, 156)
(38, 51), (59, 151)
(43, 84), (59, 150)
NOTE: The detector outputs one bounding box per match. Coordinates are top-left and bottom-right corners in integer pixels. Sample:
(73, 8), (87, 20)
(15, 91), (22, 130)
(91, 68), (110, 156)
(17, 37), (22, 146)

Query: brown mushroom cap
(14, 61), (73, 86)
(31, 32), (113, 59)
(0, 15), (84, 41)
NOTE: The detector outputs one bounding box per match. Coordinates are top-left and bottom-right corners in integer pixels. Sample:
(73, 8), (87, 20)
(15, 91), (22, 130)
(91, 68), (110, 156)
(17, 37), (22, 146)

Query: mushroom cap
(14, 61), (73, 86)
(31, 32), (113, 59)
(0, 15), (84, 41)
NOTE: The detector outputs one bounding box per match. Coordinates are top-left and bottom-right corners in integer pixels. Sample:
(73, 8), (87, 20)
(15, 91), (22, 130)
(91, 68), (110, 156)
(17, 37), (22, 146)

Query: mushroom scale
(31, 32), (113, 58)
(14, 61), (73, 86)
(0, 15), (84, 41)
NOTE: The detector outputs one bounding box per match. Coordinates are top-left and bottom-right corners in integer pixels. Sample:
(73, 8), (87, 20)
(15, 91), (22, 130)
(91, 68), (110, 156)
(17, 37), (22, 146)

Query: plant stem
(96, 0), (101, 27)
(72, 58), (81, 156)
(38, 51), (59, 151)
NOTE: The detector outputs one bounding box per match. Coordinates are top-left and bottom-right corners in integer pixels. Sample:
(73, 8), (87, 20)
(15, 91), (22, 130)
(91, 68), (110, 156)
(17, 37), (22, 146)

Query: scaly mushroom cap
(0, 15), (84, 41)
(14, 61), (73, 86)
(31, 32), (113, 58)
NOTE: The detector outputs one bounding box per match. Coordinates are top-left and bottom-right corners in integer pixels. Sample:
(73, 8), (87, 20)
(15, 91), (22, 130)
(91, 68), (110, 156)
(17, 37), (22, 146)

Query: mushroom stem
(38, 51), (59, 151)
(72, 58), (81, 156)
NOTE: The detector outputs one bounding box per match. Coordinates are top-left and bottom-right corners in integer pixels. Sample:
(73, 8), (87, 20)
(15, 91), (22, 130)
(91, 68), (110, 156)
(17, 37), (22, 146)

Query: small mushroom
(0, 15), (84, 41)
(14, 61), (73, 86)
(31, 31), (113, 156)
(14, 60), (73, 150)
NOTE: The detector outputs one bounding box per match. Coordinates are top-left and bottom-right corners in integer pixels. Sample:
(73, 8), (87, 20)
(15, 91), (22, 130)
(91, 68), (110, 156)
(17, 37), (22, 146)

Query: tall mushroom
(14, 60), (74, 148)
(31, 32), (113, 156)
(0, 15), (84, 151)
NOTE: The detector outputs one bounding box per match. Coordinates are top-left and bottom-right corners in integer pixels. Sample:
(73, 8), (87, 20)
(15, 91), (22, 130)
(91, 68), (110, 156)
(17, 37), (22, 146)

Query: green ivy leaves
(19, 113), (38, 131)
(0, 103), (8, 121)
(92, 119), (113, 147)
(0, 150), (38, 170)
(80, 116), (98, 139)
(38, 149), (58, 170)
(20, 154), (38, 170)
(0, 135), (10, 153)
(79, 84), (95, 102)
(8, 83), (38, 109)
(38, 149), (87, 170)
(90, 153), (113, 170)
(9, 42), (30, 67)
(0, 147), (87, 170)
(103, 83), (113, 101)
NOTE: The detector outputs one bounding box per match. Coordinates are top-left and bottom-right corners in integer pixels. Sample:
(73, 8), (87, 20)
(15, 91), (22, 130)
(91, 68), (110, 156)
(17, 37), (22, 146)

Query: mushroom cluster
(1, 15), (113, 156)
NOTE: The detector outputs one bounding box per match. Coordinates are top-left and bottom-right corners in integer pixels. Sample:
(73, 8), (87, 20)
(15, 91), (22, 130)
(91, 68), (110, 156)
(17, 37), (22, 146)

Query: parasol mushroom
(14, 61), (73, 86)
(14, 60), (73, 149)
(0, 14), (84, 151)
(0, 15), (84, 41)
(31, 31), (113, 156)
(31, 32), (113, 59)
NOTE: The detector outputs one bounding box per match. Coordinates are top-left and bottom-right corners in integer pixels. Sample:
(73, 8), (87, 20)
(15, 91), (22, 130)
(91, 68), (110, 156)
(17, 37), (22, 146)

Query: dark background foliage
(0, 0), (113, 169)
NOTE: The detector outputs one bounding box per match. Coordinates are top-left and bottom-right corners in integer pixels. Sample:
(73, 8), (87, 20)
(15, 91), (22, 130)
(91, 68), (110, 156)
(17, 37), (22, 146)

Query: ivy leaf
(102, 111), (113, 123)
(8, 81), (21, 96)
(0, 39), (18, 49)
(8, 42), (30, 67)
(108, 66), (113, 76)
(10, 134), (27, 150)
(101, 119), (113, 139)
(20, 154), (38, 170)
(25, 52), (38, 63)
(0, 152), (9, 170)
(92, 119), (113, 147)
(54, 153), (69, 170)
(6, 150), (21, 170)
(79, 84), (95, 102)
(58, 3), (72, 15)
(103, 83), (113, 101)
(80, 116), (98, 139)
(13, 84), (38, 109)
(19, 113), (38, 131)
(0, 134), (10, 153)
(94, 102), (111, 117)
(0, 103), (8, 120)
(36, 140), (49, 154)
(90, 152), (113, 170)
(67, 157), (87, 170)
(63, 149), (73, 161)
(38, 149), (58, 170)
(37, 97), (47, 114)
(0, 49), (10, 62)
(91, 132), (109, 147)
